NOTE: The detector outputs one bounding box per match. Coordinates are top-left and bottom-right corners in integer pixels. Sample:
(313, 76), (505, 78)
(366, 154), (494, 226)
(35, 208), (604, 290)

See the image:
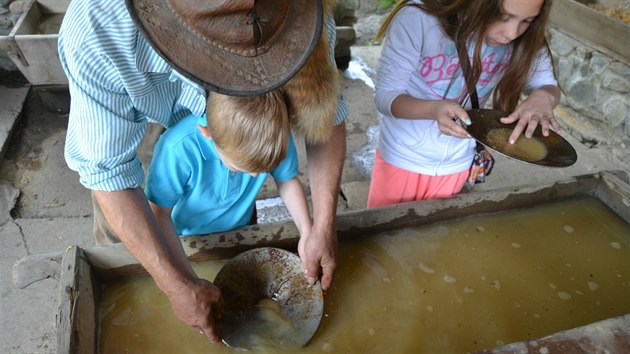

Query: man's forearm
(305, 122), (346, 228)
(148, 202), (194, 273)
(93, 188), (195, 294)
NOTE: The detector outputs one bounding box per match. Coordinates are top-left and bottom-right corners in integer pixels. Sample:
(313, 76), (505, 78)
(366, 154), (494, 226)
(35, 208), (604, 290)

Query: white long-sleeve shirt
(374, 3), (557, 176)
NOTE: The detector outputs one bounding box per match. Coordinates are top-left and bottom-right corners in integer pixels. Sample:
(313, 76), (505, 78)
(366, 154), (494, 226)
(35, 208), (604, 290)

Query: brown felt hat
(125, 0), (323, 96)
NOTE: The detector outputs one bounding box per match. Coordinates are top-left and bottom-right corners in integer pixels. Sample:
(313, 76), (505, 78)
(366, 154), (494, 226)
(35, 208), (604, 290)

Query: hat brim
(126, 0), (323, 96)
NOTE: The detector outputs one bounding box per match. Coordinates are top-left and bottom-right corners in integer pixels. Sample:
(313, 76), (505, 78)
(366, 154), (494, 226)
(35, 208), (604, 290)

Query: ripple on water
(557, 292), (572, 300)
(443, 275), (457, 283)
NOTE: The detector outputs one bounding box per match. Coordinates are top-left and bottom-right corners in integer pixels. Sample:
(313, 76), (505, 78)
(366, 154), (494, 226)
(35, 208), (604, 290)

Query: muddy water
(98, 197), (630, 353)
(487, 128), (548, 161)
(36, 14), (64, 34)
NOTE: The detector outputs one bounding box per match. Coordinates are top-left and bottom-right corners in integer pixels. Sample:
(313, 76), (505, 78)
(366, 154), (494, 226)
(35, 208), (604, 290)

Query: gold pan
(213, 247), (323, 350)
(467, 109), (577, 167)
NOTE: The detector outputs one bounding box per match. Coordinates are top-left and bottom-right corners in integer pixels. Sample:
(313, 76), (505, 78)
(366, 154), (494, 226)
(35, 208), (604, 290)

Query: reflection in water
(224, 299), (302, 351)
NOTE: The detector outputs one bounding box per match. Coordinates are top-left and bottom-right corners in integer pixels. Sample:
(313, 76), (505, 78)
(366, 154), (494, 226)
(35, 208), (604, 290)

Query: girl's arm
(374, 6), (470, 138)
(391, 95), (472, 138)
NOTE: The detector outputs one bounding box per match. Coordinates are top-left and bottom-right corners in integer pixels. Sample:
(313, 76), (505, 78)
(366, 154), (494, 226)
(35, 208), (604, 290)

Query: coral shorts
(367, 149), (469, 208)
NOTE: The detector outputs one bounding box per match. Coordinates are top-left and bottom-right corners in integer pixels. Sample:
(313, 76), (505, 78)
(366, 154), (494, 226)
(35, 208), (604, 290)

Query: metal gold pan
(213, 247), (323, 350)
(466, 109), (577, 167)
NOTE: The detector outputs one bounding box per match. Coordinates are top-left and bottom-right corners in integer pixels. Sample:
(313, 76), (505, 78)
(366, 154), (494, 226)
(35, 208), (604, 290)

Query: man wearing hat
(58, 0), (347, 343)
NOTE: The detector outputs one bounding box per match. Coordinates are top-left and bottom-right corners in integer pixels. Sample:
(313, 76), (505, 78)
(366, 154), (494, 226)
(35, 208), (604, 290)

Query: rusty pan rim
(213, 247), (324, 349)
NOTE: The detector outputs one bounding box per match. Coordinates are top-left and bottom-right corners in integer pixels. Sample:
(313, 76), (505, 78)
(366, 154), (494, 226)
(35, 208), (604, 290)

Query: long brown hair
(376, 0), (554, 112)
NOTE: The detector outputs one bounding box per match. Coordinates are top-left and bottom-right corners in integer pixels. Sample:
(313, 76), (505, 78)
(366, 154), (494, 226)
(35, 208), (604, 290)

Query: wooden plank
(14, 0), (41, 35)
(474, 313), (630, 353)
(37, 0), (70, 14)
(56, 246), (97, 354)
(0, 0), (69, 85)
(549, 0), (630, 63)
(76, 250), (96, 354)
(56, 246), (79, 354)
(12, 35), (67, 85)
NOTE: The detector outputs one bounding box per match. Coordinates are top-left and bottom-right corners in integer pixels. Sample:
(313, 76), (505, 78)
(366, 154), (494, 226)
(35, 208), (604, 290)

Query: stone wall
(549, 27), (630, 140)
(547, 0), (630, 144)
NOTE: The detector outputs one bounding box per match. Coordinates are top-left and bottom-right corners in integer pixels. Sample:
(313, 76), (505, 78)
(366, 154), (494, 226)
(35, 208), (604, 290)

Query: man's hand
(93, 189), (225, 343)
(298, 223), (338, 290)
(304, 122), (346, 291)
(168, 278), (225, 343)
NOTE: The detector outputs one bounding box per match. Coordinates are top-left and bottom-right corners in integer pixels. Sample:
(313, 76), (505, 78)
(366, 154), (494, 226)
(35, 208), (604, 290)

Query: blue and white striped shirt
(58, 0), (348, 191)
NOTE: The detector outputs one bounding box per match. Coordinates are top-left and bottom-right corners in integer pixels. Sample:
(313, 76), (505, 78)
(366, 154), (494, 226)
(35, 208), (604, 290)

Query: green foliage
(377, 0), (397, 11)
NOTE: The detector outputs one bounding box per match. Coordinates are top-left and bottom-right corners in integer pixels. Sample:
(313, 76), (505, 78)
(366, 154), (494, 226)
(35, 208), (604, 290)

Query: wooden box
(0, 0), (69, 86)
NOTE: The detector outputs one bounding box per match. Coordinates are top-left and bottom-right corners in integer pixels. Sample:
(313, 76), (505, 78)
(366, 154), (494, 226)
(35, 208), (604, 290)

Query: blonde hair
(206, 91), (289, 173)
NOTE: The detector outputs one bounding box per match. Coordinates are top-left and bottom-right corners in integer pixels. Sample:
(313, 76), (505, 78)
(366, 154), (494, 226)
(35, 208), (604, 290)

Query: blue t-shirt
(145, 114), (298, 235)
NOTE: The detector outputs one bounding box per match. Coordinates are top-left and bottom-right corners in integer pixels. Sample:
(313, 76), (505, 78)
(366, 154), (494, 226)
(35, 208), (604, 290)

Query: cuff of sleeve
(78, 159), (145, 191)
(375, 90), (406, 117)
(334, 95), (350, 125)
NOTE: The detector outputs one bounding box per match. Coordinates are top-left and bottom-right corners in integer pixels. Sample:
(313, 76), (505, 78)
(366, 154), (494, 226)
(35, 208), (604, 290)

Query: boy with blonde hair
(145, 90), (311, 240)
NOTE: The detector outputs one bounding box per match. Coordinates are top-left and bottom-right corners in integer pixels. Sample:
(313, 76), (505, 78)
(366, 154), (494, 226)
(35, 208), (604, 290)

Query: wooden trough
(56, 170), (630, 353)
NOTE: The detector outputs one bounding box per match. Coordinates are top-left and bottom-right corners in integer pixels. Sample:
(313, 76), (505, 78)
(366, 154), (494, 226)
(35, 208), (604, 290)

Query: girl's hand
(500, 86), (561, 144)
(432, 100), (471, 139)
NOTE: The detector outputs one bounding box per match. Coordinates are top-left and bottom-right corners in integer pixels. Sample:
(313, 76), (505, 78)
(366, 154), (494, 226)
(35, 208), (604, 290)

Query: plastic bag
(468, 144), (494, 185)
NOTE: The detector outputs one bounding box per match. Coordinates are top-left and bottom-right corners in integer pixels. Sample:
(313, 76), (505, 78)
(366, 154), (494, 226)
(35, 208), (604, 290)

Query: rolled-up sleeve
(60, 32), (146, 191)
(59, 0), (180, 191)
(326, 15), (349, 125)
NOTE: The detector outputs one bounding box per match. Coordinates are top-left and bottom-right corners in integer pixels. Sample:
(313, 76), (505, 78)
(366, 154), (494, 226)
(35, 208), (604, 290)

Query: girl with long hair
(368, 0), (561, 207)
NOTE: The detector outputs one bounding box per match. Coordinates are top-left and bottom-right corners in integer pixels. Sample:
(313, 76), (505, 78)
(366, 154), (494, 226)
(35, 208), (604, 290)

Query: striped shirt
(58, 0), (348, 191)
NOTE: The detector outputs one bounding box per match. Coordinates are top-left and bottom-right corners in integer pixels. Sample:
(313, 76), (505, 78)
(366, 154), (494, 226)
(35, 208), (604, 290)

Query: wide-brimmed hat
(125, 0), (323, 96)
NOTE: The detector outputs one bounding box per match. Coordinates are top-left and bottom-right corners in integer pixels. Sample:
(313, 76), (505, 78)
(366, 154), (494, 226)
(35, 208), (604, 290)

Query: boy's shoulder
(269, 133), (299, 180)
(160, 114), (203, 147)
